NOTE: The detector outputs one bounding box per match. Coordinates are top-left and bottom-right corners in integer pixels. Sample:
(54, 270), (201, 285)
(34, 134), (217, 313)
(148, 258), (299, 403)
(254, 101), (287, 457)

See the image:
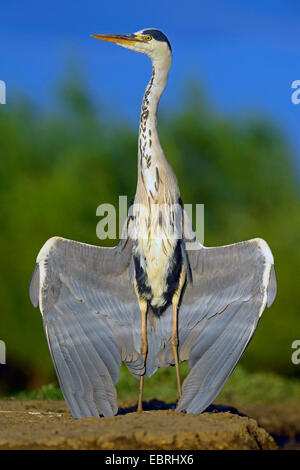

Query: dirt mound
(237, 403), (300, 449)
(0, 400), (276, 450)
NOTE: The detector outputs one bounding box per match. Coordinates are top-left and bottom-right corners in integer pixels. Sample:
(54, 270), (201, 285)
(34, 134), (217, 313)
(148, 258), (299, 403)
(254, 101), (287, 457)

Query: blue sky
(1, 0), (300, 166)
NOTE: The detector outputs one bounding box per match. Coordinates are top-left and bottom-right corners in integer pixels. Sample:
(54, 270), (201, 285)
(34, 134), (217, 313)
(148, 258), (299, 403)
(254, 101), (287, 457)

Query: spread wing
(30, 232), (276, 418)
(174, 237), (276, 414)
(30, 236), (144, 418)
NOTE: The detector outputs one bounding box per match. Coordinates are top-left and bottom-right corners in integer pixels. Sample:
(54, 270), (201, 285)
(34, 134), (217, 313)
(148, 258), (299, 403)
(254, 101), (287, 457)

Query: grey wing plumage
(175, 237), (276, 414)
(30, 236), (143, 418)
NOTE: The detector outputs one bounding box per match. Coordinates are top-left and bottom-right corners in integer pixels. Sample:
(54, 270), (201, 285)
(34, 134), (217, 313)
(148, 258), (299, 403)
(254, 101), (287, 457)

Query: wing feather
(30, 236), (144, 418)
(29, 263), (39, 307)
(175, 237), (276, 414)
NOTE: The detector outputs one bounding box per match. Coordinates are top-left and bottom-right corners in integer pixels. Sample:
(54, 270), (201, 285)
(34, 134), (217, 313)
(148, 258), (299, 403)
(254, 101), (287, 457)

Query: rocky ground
(0, 399), (299, 450)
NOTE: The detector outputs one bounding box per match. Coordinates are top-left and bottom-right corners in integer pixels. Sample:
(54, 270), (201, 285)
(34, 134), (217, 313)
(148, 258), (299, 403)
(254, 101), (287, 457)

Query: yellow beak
(91, 34), (143, 46)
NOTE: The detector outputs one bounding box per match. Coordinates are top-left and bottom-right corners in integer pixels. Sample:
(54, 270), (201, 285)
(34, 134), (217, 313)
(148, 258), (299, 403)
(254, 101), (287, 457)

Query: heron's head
(92, 28), (172, 64)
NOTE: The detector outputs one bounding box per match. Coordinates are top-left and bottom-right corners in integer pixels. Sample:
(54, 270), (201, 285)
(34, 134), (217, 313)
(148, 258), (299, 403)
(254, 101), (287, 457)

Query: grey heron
(29, 28), (277, 418)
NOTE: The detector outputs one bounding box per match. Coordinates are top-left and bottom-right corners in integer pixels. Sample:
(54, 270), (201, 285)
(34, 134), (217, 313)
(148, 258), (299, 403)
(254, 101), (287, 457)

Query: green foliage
(0, 72), (299, 395)
(13, 382), (64, 401)
(7, 365), (300, 407)
(218, 365), (300, 405)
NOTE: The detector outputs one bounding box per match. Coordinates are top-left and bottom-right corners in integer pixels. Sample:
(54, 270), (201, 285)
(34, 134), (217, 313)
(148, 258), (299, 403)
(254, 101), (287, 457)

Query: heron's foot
(137, 402), (143, 413)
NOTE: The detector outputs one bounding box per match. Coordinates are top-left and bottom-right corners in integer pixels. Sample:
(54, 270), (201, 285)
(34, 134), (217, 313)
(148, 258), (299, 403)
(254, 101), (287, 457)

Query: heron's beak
(91, 34), (144, 46)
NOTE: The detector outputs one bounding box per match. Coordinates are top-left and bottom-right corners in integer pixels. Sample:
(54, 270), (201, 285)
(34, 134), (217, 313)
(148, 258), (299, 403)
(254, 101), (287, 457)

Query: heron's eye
(145, 35), (152, 41)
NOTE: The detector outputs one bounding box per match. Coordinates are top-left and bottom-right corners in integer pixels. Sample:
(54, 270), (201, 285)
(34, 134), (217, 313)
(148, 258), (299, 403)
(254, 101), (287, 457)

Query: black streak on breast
(134, 240), (183, 317)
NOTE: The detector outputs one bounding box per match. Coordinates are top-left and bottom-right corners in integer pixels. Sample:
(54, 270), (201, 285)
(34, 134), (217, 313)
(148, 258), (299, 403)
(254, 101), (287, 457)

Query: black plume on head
(142, 29), (172, 51)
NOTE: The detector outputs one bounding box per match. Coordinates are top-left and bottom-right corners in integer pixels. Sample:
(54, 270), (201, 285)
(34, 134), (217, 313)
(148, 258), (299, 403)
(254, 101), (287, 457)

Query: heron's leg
(171, 296), (182, 399)
(171, 267), (186, 400)
(138, 298), (148, 413)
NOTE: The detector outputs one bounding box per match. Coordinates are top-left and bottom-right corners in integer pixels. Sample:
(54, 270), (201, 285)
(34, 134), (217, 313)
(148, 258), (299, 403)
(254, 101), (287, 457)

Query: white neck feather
(136, 53), (177, 202)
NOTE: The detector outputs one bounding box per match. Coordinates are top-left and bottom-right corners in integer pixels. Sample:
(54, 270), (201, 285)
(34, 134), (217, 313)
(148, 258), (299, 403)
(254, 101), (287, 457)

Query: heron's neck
(138, 56), (171, 172)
